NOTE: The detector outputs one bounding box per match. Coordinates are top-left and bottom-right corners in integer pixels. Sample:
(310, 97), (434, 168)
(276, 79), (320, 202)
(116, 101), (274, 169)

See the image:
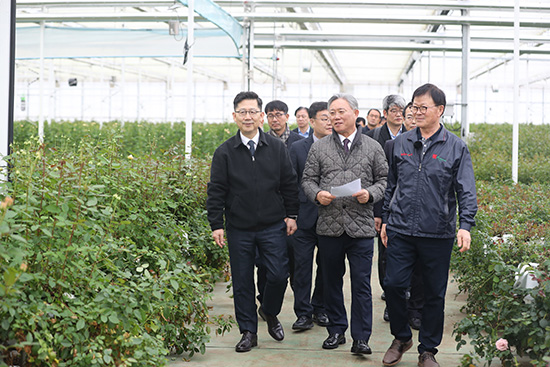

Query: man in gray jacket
(302, 93), (388, 356)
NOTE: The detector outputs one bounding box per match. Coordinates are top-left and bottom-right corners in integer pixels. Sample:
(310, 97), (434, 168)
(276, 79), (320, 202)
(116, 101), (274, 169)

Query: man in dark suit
(288, 102), (332, 331)
(362, 94), (407, 323)
(256, 100), (304, 310)
(292, 106), (314, 138)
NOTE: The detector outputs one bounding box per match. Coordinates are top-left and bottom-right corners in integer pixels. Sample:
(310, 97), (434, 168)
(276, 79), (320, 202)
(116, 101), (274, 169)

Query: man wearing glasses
(302, 94), (388, 357)
(206, 91), (299, 353)
(380, 84), (477, 367)
(265, 100), (304, 148)
(288, 102), (332, 332)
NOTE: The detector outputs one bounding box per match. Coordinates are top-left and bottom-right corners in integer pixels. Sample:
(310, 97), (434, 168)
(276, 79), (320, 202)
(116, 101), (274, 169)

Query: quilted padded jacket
(302, 131), (388, 238)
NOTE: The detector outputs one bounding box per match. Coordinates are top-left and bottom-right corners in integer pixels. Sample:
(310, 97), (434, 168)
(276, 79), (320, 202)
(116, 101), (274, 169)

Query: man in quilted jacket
(302, 93), (388, 357)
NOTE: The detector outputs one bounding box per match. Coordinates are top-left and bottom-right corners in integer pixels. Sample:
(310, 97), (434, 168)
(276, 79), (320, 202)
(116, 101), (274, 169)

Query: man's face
(404, 106), (416, 130)
(383, 104), (404, 130)
(367, 110), (381, 129)
(233, 99), (264, 139)
(310, 109), (332, 139)
(266, 109), (289, 136)
(295, 109), (310, 130)
(329, 98), (359, 138)
(412, 94), (444, 131)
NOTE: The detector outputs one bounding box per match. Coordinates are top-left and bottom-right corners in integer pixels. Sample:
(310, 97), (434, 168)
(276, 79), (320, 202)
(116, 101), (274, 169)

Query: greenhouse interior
(2, 1), (550, 367)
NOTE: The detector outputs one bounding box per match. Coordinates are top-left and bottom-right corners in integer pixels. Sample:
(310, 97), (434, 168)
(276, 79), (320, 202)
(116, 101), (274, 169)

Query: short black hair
(356, 117), (366, 125)
(308, 101), (328, 119)
(265, 100), (288, 114)
(405, 101), (413, 113)
(295, 106), (308, 116)
(412, 83), (446, 116)
(367, 108), (381, 117)
(234, 91), (262, 111)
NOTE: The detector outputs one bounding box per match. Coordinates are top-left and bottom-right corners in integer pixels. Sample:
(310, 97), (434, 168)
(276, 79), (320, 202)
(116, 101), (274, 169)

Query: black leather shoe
(235, 331), (257, 352)
(258, 305), (267, 322)
(292, 315), (314, 331)
(264, 312), (284, 341)
(383, 307), (390, 322)
(313, 312), (330, 327)
(322, 333), (346, 349)
(409, 316), (421, 330)
(351, 340), (372, 355)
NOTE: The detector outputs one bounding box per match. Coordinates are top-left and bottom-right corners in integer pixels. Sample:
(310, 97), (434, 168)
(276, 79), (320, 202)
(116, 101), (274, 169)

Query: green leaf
(86, 197), (98, 207)
(4, 268), (18, 287)
(76, 318), (85, 330)
(109, 314), (120, 324)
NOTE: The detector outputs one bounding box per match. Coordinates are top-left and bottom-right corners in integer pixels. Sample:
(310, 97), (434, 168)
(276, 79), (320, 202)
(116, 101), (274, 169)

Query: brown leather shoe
(418, 351), (440, 367)
(382, 338), (413, 366)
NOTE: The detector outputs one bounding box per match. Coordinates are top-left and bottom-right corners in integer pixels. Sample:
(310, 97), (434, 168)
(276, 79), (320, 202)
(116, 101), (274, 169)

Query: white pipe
(39, 21), (45, 142)
(512, 0), (519, 183)
(185, 0), (194, 159)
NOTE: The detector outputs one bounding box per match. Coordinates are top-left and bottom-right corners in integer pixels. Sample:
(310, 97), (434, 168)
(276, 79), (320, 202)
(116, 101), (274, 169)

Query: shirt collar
(387, 124), (404, 140)
(338, 128), (357, 145)
(240, 131), (260, 147)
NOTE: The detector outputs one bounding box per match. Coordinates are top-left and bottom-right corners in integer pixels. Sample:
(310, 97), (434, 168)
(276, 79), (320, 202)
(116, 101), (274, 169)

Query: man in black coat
(287, 101), (332, 331)
(207, 91), (299, 353)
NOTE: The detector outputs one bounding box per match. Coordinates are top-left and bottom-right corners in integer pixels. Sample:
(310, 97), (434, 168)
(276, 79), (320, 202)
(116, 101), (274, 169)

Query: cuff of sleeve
(367, 190), (373, 203)
(459, 222), (473, 232)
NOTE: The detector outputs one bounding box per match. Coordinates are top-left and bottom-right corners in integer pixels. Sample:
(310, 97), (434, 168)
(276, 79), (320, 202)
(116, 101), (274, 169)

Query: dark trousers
(226, 221), (289, 334)
(384, 230), (454, 355)
(379, 233), (424, 320)
(318, 233), (373, 341)
(292, 226), (325, 318)
(256, 236), (294, 304)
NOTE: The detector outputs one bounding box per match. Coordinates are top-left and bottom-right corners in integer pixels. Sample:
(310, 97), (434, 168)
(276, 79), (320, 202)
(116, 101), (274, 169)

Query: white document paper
(330, 178), (361, 197)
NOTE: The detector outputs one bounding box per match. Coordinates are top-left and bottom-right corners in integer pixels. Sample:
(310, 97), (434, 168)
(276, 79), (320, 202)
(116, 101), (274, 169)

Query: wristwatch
(287, 215), (298, 221)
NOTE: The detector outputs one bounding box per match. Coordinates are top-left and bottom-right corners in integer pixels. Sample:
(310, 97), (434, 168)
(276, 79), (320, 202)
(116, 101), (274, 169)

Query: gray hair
(328, 93), (359, 110)
(382, 94), (407, 111)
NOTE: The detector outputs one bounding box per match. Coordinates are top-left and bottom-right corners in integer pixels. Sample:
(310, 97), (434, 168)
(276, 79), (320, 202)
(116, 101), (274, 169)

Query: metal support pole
(461, 9), (470, 139)
(1, 0), (16, 186)
(185, 0), (194, 159)
(512, 0), (520, 183)
(39, 21), (45, 142)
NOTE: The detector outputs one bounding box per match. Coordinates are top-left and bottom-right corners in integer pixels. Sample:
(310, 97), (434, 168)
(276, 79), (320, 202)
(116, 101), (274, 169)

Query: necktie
(343, 138), (350, 154)
(248, 140), (256, 156)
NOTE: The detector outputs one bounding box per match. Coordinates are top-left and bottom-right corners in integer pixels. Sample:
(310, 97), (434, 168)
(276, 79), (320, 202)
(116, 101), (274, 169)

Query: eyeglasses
(411, 105), (438, 114)
(329, 109), (349, 116)
(266, 112), (285, 119)
(389, 108), (403, 115)
(235, 109), (260, 117)
(315, 117), (330, 122)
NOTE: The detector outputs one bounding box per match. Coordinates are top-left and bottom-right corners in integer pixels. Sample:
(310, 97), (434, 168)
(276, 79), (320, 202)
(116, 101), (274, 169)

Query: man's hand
(380, 224), (388, 248)
(352, 189), (370, 204)
(316, 190), (336, 206)
(374, 217), (382, 232)
(457, 229), (471, 253)
(212, 229), (225, 248)
(284, 218), (297, 236)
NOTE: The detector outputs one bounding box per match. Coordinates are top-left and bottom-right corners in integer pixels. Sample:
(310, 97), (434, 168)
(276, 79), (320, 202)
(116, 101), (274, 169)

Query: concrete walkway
(169, 247), (472, 367)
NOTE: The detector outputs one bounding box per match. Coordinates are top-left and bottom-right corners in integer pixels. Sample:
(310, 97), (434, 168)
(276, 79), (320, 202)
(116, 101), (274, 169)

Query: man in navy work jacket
(302, 93), (388, 356)
(380, 83), (477, 367)
(287, 101), (332, 331)
(206, 91), (299, 353)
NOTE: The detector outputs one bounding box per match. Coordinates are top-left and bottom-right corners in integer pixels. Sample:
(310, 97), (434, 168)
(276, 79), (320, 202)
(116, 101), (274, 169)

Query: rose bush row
(1, 132), (231, 366)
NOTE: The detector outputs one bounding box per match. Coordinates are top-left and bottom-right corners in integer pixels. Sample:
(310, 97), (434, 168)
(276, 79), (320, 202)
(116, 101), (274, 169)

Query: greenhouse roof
(14, 0), (550, 90)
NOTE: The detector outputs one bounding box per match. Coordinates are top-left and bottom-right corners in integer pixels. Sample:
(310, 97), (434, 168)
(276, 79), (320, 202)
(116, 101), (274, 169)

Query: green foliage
(452, 182), (550, 366)
(1, 134), (231, 366)
(14, 120), (237, 158)
(468, 123), (550, 184)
